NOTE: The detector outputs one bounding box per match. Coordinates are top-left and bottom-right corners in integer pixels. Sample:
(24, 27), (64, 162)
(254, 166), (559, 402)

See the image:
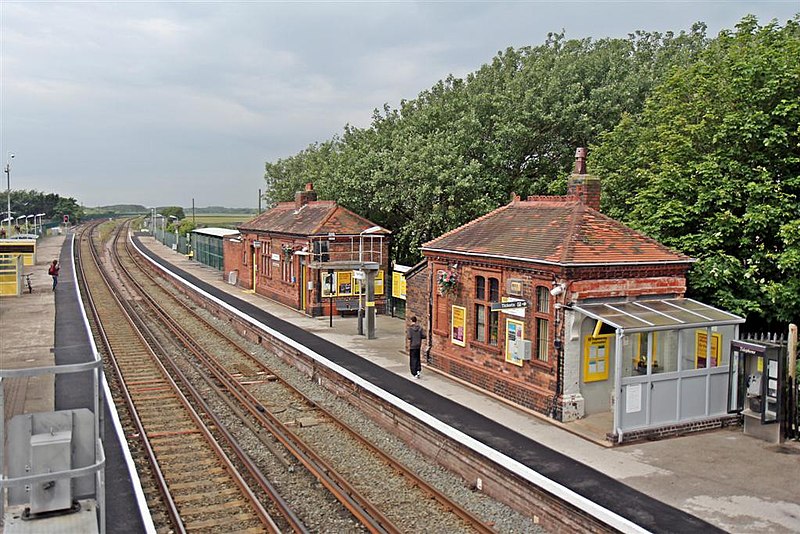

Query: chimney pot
(305, 182), (314, 192)
(573, 147), (587, 175)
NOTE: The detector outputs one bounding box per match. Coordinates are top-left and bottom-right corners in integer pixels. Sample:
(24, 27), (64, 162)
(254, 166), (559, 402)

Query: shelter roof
(421, 197), (692, 267)
(192, 227), (239, 238)
(238, 201), (389, 237)
(572, 298), (744, 334)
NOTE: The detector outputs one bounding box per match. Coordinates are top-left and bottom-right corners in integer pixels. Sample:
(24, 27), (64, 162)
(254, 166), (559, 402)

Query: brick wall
(228, 233), (393, 315)
(411, 254), (691, 418)
(405, 264), (430, 352)
(222, 237), (243, 285)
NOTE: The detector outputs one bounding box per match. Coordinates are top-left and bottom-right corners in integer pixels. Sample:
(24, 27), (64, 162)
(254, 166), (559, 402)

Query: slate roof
(421, 196), (693, 266)
(238, 201), (389, 237)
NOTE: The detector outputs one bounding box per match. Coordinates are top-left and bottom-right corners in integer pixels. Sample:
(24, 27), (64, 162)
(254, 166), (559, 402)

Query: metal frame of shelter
(571, 298), (745, 439)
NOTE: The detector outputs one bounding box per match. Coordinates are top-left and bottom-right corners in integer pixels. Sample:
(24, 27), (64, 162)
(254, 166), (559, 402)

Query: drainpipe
(551, 276), (566, 418)
(426, 264), (434, 363)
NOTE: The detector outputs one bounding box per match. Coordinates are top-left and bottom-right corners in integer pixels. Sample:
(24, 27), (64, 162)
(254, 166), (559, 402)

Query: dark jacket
(407, 323), (426, 349)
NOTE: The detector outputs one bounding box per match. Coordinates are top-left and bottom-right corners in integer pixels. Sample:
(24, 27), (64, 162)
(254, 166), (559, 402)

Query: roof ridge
(313, 202), (340, 234)
(561, 202), (584, 264)
(423, 201), (514, 248)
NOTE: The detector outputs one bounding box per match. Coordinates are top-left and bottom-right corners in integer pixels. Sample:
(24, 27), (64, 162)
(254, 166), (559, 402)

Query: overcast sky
(1, 1), (796, 209)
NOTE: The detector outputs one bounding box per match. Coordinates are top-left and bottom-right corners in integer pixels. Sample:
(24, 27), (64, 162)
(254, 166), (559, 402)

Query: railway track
(77, 220), (280, 533)
(114, 224), (498, 534)
(78, 218), (538, 533)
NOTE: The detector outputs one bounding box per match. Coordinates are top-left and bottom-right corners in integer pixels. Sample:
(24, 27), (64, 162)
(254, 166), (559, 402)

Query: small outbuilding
(225, 183), (391, 317)
(406, 149), (744, 442)
(191, 228), (239, 271)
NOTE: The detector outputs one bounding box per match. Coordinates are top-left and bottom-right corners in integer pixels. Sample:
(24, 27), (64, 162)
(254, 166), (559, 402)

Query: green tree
(264, 26), (708, 265)
(592, 15), (800, 327)
(158, 206), (185, 220)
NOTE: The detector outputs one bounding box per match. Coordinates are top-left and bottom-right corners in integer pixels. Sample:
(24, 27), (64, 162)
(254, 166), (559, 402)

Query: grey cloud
(2, 1), (797, 207)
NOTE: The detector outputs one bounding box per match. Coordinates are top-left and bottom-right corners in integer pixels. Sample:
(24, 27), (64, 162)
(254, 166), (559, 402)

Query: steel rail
(125, 228), (496, 534)
(75, 221), (186, 534)
(118, 228), (394, 534)
(81, 220), (279, 533)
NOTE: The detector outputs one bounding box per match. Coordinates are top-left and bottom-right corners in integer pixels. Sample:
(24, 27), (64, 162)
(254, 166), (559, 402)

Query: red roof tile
(422, 197), (692, 266)
(238, 201), (389, 237)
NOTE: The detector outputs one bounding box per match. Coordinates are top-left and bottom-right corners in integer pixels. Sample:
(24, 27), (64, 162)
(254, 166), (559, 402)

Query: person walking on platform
(48, 259), (60, 290)
(407, 316), (426, 379)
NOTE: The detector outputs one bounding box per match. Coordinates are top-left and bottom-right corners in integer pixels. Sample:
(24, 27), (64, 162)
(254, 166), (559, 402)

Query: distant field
(191, 214), (255, 228)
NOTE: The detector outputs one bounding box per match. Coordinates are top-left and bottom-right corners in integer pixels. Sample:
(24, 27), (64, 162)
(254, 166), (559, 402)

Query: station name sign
(490, 299), (528, 311)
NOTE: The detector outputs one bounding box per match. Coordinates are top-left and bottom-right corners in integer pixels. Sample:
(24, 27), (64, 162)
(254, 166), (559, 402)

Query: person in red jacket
(48, 259), (60, 291)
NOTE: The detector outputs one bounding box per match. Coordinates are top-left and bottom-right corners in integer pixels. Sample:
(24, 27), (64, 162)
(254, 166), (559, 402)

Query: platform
(3, 232), (800, 533)
(1, 234), (150, 533)
(137, 235), (800, 534)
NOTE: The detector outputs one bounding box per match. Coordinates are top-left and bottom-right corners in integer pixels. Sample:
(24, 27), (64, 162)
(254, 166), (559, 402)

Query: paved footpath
(139, 236), (800, 533)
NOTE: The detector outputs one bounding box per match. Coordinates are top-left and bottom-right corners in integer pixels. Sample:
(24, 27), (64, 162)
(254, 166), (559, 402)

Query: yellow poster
(584, 335), (612, 382)
(337, 271), (353, 296)
(451, 305), (466, 347)
(392, 271), (407, 300)
(375, 269), (384, 295)
(695, 331), (721, 368)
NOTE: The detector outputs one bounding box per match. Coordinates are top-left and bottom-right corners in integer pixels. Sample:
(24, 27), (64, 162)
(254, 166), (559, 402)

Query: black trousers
(409, 347), (421, 376)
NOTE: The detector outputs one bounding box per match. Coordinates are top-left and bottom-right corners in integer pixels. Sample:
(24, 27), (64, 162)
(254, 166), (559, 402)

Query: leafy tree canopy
(592, 15), (800, 328)
(264, 25), (708, 265)
(157, 206), (186, 221)
(0, 189), (84, 224)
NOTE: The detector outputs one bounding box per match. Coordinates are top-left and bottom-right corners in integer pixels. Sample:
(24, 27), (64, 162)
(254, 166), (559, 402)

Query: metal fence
(153, 228), (190, 255)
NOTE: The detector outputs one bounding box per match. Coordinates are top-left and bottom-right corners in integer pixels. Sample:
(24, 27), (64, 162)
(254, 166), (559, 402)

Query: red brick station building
(225, 184), (390, 318)
(223, 151), (744, 441)
(406, 149), (744, 441)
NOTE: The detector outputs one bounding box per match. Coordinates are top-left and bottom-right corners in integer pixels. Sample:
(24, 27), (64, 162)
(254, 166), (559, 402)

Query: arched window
(475, 276), (485, 300)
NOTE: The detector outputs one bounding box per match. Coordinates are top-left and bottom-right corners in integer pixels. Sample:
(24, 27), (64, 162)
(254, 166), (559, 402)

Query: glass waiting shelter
(572, 298), (745, 439)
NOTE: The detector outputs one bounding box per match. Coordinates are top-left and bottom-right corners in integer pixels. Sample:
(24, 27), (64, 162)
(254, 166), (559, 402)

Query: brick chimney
(567, 147), (601, 211)
(294, 182), (318, 208)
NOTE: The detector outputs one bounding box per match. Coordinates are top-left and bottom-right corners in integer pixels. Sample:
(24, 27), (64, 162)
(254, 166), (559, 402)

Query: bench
(335, 299), (359, 317)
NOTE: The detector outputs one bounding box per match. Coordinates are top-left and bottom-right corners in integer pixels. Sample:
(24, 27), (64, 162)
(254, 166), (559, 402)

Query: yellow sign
(584, 335), (612, 382)
(392, 271), (407, 300)
(352, 269), (384, 296)
(451, 305), (466, 347)
(337, 271), (353, 296)
(695, 331), (722, 368)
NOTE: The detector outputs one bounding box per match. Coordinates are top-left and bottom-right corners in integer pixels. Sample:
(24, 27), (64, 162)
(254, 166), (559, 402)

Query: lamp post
(5, 153), (14, 236)
(357, 226), (383, 336)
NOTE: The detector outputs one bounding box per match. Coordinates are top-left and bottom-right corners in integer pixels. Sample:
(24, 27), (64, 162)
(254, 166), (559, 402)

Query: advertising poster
(451, 305), (466, 346)
(321, 272), (335, 297)
(392, 271), (407, 300)
(505, 319), (525, 366)
(337, 271), (353, 296)
(375, 269), (384, 295)
(695, 331), (721, 368)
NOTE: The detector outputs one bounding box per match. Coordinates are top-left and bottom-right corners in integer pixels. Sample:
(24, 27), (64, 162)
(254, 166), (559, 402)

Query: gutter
(421, 247), (695, 267)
